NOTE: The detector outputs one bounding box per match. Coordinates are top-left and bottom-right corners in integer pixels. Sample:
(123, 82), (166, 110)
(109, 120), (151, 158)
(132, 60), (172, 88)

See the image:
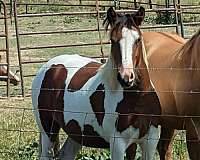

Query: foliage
(155, 11), (175, 24)
(76, 149), (110, 160)
(18, 140), (38, 160)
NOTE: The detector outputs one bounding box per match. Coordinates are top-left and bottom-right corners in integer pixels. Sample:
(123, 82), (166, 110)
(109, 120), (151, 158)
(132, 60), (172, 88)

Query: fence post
(149, 0), (153, 9)
(134, 0), (137, 9)
(177, 0), (184, 38)
(14, 0), (25, 97)
(95, 0), (106, 64)
(173, 0), (179, 35)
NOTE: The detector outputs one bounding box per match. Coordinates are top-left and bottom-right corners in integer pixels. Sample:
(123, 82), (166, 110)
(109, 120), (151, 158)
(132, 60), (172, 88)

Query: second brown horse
(130, 30), (200, 160)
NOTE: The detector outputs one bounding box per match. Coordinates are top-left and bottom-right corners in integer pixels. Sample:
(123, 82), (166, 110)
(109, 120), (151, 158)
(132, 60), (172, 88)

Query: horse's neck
(100, 57), (121, 91)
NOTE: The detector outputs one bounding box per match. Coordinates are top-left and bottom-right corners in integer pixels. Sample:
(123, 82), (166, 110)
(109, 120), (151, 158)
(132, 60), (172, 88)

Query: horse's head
(104, 7), (145, 89)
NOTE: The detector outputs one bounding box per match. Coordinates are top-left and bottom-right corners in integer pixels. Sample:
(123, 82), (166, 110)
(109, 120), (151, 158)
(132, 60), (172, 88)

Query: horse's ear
(133, 6), (145, 26)
(105, 7), (117, 26)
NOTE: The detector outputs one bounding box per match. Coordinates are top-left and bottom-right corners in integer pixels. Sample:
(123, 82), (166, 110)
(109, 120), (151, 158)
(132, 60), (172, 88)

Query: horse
(31, 7), (161, 160)
(127, 31), (186, 160)
(147, 29), (200, 160)
(128, 30), (200, 160)
(0, 65), (20, 85)
(143, 31), (186, 160)
(0, 54), (20, 85)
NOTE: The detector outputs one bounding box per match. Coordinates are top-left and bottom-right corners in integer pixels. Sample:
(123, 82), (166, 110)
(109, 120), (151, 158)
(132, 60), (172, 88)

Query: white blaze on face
(119, 27), (140, 83)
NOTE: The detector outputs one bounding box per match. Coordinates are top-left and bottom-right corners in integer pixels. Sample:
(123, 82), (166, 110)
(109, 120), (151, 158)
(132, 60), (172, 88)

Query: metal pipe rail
(0, 0), (10, 97)
(16, 7), (179, 18)
(13, 0), (200, 97)
(13, 0), (181, 96)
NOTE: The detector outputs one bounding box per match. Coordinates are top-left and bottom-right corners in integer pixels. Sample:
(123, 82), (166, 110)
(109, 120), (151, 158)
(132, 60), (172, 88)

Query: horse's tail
(31, 68), (46, 133)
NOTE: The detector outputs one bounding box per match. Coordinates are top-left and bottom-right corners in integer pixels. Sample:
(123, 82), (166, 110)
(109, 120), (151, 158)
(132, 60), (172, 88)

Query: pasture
(0, 0), (199, 159)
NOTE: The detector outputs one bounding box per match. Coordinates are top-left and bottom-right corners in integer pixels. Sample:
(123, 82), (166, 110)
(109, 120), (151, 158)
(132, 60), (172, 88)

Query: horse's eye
(136, 38), (141, 44)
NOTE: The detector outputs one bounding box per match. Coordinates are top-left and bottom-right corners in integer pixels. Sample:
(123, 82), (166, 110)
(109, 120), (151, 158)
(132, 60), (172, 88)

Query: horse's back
(32, 54), (99, 94)
(143, 32), (185, 67)
(31, 54), (102, 129)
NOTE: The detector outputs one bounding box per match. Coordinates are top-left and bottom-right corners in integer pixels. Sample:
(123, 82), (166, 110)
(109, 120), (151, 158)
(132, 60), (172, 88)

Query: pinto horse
(32, 7), (161, 160)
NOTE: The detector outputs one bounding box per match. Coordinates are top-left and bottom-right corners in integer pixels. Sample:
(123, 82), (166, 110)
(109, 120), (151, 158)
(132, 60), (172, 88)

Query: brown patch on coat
(90, 84), (105, 126)
(38, 64), (67, 139)
(68, 62), (101, 92)
(116, 87), (161, 138)
(65, 119), (109, 148)
(110, 23), (123, 68)
(111, 40), (122, 68)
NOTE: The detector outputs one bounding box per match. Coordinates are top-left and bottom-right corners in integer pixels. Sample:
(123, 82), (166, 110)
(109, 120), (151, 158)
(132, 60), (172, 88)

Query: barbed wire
(1, 106), (200, 120)
(21, 64), (200, 71)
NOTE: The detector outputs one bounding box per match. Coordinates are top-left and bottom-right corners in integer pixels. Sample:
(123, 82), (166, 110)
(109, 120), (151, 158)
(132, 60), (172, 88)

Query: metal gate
(0, 0), (10, 97)
(12, 0), (200, 97)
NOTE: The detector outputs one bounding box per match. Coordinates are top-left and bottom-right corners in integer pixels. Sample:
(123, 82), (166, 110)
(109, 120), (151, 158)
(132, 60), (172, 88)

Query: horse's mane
(177, 29), (200, 67)
(103, 15), (111, 31)
(103, 13), (139, 32)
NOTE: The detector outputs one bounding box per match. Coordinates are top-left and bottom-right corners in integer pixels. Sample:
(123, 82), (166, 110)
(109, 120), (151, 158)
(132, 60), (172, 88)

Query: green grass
(0, 0), (199, 159)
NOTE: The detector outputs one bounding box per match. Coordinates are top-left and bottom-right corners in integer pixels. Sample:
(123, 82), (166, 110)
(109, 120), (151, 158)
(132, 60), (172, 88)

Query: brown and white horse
(31, 7), (161, 160)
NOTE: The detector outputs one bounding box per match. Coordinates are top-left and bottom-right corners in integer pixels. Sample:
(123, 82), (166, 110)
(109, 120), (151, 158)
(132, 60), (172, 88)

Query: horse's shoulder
(67, 61), (102, 92)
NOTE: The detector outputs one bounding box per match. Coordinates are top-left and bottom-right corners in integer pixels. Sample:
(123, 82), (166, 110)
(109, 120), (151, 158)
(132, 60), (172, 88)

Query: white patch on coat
(119, 27), (139, 68)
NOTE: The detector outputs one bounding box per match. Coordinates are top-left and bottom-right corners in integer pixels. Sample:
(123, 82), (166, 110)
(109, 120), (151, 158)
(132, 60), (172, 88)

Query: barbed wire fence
(0, 0), (200, 159)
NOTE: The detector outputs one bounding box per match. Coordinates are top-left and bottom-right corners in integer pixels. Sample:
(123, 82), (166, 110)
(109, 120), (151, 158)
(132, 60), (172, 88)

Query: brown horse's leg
(50, 121), (61, 158)
(38, 133), (42, 158)
(157, 127), (175, 160)
(186, 118), (200, 160)
(126, 143), (137, 160)
(53, 133), (60, 157)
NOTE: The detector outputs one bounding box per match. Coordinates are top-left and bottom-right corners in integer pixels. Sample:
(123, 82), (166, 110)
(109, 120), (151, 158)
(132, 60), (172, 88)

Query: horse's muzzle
(117, 72), (134, 88)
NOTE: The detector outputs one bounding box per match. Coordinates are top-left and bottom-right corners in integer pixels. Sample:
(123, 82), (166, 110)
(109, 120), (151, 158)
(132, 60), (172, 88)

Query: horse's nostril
(130, 73), (134, 79)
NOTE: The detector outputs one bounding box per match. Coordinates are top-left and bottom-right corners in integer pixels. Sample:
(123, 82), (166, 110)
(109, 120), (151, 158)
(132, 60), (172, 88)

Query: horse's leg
(39, 119), (60, 160)
(157, 127), (175, 160)
(110, 137), (126, 160)
(40, 132), (54, 160)
(52, 132), (60, 157)
(38, 133), (42, 158)
(140, 125), (161, 160)
(186, 118), (200, 160)
(58, 137), (81, 160)
(126, 143), (137, 160)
